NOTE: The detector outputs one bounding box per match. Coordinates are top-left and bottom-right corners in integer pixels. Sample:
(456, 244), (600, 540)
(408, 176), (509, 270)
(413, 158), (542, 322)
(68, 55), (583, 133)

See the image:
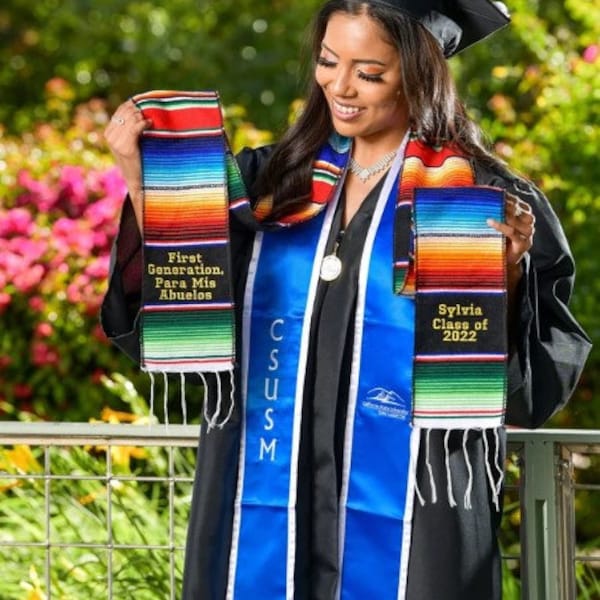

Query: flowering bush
(0, 94), (135, 419)
(0, 82), (272, 421)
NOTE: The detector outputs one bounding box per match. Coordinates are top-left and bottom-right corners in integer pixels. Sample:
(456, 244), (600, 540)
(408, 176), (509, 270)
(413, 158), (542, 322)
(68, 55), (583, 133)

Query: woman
(102, 1), (591, 598)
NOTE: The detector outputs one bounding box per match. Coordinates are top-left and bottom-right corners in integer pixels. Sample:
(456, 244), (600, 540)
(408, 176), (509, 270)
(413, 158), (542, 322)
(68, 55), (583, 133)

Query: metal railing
(0, 423), (199, 600)
(0, 423), (599, 599)
(507, 429), (600, 600)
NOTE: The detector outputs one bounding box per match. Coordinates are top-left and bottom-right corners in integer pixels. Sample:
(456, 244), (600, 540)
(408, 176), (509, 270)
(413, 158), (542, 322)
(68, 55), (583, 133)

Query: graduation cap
(372, 0), (510, 57)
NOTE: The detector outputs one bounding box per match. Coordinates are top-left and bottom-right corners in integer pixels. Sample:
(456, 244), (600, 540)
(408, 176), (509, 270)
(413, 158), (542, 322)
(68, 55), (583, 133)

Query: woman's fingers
(487, 194), (536, 266)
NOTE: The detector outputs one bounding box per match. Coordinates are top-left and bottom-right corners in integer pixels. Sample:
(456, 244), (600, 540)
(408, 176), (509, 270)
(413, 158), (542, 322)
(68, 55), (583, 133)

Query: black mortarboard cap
(371, 0), (510, 57)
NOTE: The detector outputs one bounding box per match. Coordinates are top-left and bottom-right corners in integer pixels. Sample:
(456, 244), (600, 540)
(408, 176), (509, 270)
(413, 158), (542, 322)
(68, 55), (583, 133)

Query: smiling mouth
(332, 99), (362, 116)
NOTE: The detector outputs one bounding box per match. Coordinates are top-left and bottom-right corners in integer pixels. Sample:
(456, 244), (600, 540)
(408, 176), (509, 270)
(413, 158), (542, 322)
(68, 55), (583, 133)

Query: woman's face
(315, 11), (409, 147)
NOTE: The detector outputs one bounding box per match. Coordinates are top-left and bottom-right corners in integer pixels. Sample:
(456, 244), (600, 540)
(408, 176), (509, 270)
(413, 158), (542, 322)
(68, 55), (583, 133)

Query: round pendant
(320, 254), (342, 281)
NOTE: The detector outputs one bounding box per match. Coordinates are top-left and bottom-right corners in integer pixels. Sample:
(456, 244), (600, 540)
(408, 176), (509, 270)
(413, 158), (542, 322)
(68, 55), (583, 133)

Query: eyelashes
(316, 56), (384, 83)
(316, 56), (336, 68)
(358, 72), (384, 83)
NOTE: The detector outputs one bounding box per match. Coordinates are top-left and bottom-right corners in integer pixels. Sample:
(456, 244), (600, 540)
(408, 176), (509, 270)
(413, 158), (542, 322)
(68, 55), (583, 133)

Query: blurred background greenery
(0, 0), (598, 596)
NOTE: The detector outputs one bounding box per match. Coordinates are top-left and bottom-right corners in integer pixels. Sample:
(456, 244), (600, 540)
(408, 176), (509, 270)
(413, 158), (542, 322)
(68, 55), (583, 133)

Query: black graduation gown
(101, 146), (591, 600)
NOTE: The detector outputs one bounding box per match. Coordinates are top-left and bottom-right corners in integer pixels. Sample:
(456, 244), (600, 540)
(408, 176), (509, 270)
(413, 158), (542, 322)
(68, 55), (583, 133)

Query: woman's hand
(104, 99), (152, 230)
(487, 193), (536, 331)
(487, 192), (535, 268)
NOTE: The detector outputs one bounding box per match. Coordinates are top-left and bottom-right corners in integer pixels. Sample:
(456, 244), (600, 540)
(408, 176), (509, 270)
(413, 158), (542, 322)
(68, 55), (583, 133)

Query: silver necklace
(348, 150), (397, 183)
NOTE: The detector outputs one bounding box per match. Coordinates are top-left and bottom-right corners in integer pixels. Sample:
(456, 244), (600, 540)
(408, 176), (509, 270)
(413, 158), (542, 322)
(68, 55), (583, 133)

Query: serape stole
(134, 91), (235, 374)
(393, 137), (507, 429)
(228, 132), (350, 228)
(413, 187), (507, 429)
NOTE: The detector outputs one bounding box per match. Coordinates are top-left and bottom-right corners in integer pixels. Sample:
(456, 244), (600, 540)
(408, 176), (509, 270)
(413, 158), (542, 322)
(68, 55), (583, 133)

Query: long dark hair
(257, 0), (501, 220)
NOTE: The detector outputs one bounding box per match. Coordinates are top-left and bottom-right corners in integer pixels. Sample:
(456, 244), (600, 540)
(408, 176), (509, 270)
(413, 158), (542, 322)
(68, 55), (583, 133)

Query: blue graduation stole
(227, 151), (417, 599)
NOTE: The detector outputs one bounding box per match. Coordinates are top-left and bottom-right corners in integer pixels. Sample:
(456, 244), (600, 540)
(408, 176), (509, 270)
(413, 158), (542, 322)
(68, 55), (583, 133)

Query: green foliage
(0, 0), (321, 135)
(576, 560), (600, 599)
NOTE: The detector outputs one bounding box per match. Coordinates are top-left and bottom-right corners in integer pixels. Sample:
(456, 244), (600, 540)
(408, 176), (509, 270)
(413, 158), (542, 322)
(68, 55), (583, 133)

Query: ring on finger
(514, 202), (523, 217)
(112, 116), (126, 126)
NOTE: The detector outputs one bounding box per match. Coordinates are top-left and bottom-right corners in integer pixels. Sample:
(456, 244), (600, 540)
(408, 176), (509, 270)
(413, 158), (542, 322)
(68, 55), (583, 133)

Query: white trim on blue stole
(337, 136), (417, 600)
(227, 189), (343, 599)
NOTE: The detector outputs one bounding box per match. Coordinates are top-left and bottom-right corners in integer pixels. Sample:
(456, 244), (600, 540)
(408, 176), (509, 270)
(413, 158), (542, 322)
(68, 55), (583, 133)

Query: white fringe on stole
(180, 372), (187, 425)
(482, 430), (502, 512)
(413, 427), (505, 512)
(163, 371), (169, 428)
(145, 370), (235, 430)
(493, 427), (505, 499)
(462, 430), (474, 510)
(148, 371), (156, 425)
(425, 428), (438, 504)
(444, 430), (458, 507)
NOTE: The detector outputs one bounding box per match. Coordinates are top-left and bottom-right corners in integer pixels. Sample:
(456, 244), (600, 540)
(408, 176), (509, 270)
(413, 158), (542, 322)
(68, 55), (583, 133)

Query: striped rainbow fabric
(412, 186), (507, 428)
(133, 91), (348, 372)
(134, 91), (235, 373)
(393, 136), (475, 295)
(228, 141), (347, 227)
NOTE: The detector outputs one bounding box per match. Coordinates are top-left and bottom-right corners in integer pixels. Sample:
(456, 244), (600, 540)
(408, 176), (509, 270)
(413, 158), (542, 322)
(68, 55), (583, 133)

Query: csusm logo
(362, 387), (409, 420)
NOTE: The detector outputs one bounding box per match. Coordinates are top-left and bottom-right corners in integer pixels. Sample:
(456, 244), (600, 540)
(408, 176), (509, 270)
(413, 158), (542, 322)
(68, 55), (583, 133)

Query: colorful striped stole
(393, 137), (507, 429)
(134, 91), (235, 374)
(133, 91), (347, 424)
(413, 187), (507, 429)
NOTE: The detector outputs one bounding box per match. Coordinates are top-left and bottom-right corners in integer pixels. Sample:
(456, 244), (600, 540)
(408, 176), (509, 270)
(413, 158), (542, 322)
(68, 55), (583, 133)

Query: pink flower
(583, 45), (599, 63)
(7, 238), (48, 263)
(16, 171), (59, 212)
(0, 208), (35, 237)
(66, 274), (89, 303)
(91, 231), (110, 249)
(85, 255), (110, 280)
(28, 296), (46, 312)
(52, 218), (95, 255)
(13, 383), (33, 399)
(98, 166), (127, 200)
(35, 322), (54, 338)
(0, 251), (28, 283)
(0, 292), (11, 312)
(84, 196), (120, 228)
(13, 264), (45, 294)
(31, 340), (60, 367)
(58, 165), (88, 216)
(66, 283), (81, 304)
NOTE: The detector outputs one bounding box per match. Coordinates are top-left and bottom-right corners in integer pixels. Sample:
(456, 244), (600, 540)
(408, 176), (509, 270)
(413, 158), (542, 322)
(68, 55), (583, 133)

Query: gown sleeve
(100, 145), (274, 364)
(475, 162), (592, 428)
